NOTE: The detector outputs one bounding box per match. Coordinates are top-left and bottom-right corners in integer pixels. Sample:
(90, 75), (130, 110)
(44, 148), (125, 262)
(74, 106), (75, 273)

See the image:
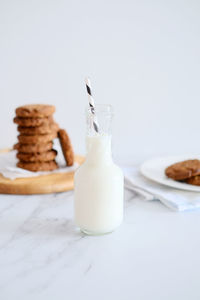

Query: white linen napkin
(0, 150), (78, 180)
(123, 166), (200, 212)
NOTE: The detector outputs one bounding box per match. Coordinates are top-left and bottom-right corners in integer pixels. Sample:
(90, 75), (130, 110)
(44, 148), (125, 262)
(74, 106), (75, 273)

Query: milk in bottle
(74, 104), (124, 235)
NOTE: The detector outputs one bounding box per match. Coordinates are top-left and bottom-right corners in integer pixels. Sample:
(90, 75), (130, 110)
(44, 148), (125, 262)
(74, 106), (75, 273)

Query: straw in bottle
(85, 77), (99, 133)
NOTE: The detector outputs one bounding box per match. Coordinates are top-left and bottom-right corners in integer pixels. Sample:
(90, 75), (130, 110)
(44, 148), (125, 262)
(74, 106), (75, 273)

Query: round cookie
(18, 122), (59, 135)
(58, 129), (74, 166)
(18, 132), (57, 144)
(17, 160), (58, 172)
(13, 142), (53, 153)
(16, 104), (55, 118)
(165, 159), (200, 181)
(14, 116), (54, 127)
(17, 150), (57, 162)
(185, 176), (200, 186)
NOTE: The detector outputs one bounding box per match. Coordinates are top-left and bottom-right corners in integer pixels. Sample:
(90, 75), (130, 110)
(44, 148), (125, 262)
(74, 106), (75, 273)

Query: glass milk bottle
(74, 104), (124, 235)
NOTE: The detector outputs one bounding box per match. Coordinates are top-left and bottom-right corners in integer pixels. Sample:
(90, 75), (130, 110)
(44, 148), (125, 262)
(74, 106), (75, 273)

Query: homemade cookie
(165, 159), (200, 181)
(18, 132), (57, 144)
(17, 150), (57, 162)
(17, 160), (58, 172)
(16, 104), (55, 118)
(14, 116), (54, 127)
(13, 142), (53, 153)
(17, 122), (59, 135)
(58, 129), (74, 166)
(185, 175), (200, 186)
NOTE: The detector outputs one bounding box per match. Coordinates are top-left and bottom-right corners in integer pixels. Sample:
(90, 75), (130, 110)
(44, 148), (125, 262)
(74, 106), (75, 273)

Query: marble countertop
(0, 187), (200, 300)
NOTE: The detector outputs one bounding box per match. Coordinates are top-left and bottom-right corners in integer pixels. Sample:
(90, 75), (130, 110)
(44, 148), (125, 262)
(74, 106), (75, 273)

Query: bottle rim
(86, 104), (114, 116)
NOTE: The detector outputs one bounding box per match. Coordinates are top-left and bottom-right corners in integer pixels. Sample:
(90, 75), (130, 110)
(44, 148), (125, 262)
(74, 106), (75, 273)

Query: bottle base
(81, 228), (114, 236)
(80, 222), (122, 236)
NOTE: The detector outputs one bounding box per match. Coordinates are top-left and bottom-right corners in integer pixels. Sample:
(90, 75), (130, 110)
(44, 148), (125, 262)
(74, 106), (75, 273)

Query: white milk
(74, 134), (124, 235)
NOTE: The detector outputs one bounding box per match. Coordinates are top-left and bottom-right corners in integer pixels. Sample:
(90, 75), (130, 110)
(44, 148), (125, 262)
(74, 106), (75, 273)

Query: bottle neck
(85, 134), (113, 164)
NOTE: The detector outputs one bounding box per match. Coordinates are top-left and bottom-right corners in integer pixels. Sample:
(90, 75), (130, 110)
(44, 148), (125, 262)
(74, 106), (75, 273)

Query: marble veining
(0, 188), (200, 300)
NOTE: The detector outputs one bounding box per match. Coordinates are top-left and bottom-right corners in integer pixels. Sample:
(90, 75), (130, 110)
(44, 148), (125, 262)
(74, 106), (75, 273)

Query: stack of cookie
(13, 104), (59, 172)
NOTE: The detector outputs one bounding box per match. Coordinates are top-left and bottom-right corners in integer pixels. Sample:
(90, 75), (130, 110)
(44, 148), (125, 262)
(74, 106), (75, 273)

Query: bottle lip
(86, 104), (114, 115)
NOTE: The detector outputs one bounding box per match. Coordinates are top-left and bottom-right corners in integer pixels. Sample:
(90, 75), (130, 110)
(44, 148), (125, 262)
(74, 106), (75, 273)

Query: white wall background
(0, 0), (200, 162)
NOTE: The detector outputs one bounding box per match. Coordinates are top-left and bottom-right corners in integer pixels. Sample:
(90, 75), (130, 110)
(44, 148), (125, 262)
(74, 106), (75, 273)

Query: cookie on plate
(58, 129), (74, 166)
(14, 116), (54, 127)
(16, 104), (55, 118)
(13, 142), (53, 153)
(165, 159), (200, 181)
(185, 175), (200, 186)
(17, 150), (57, 162)
(17, 160), (58, 172)
(18, 132), (57, 144)
(17, 122), (59, 135)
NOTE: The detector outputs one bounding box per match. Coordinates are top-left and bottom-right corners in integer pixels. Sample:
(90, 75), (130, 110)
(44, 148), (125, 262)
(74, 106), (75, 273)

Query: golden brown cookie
(14, 116), (54, 127)
(16, 104), (55, 118)
(13, 142), (53, 153)
(17, 122), (59, 135)
(17, 160), (58, 172)
(185, 175), (200, 186)
(165, 159), (200, 181)
(17, 150), (57, 162)
(58, 129), (74, 166)
(18, 132), (57, 144)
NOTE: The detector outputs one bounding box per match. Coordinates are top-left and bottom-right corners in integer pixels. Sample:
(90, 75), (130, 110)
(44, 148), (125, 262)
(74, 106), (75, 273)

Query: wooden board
(0, 151), (84, 195)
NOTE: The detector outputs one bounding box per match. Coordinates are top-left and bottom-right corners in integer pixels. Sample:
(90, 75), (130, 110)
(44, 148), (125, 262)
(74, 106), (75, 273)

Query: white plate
(140, 155), (200, 192)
